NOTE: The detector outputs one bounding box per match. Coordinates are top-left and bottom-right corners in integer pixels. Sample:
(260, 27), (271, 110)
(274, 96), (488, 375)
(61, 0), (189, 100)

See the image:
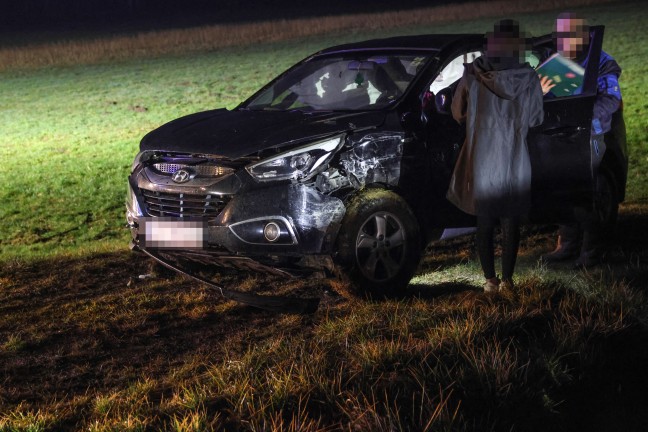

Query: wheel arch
(334, 185), (424, 296)
(340, 183), (428, 248)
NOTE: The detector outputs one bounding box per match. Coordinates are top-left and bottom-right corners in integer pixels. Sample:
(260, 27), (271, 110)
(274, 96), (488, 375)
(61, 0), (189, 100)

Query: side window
(429, 51), (481, 94)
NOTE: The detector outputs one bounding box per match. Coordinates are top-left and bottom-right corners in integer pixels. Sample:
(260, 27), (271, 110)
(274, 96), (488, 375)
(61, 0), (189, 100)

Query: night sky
(1, 0), (468, 33)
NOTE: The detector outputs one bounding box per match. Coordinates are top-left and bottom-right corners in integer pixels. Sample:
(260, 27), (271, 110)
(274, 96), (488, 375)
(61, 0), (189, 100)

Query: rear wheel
(335, 189), (422, 297)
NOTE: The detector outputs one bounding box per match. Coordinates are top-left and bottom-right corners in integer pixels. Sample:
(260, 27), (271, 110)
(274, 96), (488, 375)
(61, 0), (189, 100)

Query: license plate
(140, 218), (207, 249)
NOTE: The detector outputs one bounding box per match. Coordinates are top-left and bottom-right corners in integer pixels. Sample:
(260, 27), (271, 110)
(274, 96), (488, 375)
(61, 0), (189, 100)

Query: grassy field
(0, 0), (647, 261)
(1, 0), (648, 430)
(1, 0), (647, 260)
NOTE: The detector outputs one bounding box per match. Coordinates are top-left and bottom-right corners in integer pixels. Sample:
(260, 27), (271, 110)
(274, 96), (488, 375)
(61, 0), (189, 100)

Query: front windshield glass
(243, 53), (430, 111)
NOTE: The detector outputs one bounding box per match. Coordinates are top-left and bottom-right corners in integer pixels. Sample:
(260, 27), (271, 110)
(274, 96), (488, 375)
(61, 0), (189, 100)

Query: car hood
(140, 109), (387, 159)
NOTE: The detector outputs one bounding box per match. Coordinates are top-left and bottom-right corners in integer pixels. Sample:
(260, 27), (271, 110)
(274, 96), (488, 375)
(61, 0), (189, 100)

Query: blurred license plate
(141, 218), (207, 249)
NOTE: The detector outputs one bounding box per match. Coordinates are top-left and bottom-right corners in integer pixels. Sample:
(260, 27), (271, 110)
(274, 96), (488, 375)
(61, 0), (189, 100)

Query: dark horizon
(0, 0), (469, 36)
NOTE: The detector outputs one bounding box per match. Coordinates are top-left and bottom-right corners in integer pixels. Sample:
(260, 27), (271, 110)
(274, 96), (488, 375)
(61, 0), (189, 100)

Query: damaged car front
(126, 48), (435, 295)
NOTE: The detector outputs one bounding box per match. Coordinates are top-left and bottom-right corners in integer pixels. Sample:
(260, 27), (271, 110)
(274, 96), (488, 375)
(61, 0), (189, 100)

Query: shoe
(483, 277), (501, 293)
(541, 229), (580, 263)
(575, 230), (604, 268)
(500, 279), (515, 292)
(541, 242), (578, 264)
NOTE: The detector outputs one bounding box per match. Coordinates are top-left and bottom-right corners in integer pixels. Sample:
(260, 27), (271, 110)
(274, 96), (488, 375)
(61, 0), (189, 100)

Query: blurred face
(487, 35), (522, 60)
(556, 17), (589, 59)
(485, 20), (525, 63)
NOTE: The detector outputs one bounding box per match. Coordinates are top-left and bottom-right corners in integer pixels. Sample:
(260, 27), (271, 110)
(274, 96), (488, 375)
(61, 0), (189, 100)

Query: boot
(574, 228), (603, 268)
(541, 224), (580, 263)
(483, 277), (501, 293)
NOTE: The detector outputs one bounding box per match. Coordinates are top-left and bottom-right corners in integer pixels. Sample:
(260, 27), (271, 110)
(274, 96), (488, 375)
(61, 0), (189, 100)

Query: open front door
(527, 26), (605, 223)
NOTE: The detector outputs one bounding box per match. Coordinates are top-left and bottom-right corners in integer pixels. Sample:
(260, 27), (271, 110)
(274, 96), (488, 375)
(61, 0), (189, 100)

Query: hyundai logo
(171, 168), (194, 183)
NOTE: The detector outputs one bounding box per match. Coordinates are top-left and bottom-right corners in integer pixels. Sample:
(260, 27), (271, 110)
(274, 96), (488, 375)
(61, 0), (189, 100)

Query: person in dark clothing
(539, 12), (622, 268)
(447, 19), (544, 292)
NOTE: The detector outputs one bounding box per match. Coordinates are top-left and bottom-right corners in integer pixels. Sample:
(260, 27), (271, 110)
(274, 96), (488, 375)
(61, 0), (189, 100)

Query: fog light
(263, 222), (281, 242)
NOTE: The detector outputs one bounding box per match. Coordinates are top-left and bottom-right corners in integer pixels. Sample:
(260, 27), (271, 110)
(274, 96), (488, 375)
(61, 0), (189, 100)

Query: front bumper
(126, 173), (346, 263)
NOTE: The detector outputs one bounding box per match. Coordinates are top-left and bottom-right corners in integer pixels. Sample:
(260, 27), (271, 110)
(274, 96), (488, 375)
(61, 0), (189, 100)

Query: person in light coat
(447, 19), (544, 292)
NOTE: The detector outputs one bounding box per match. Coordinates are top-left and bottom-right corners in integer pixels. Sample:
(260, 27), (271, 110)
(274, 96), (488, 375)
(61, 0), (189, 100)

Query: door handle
(543, 126), (586, 138)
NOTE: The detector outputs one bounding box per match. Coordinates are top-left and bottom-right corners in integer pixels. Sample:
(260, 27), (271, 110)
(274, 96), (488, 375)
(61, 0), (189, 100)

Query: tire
(335, 189), (422, 297)
(594, 170), (619, 236)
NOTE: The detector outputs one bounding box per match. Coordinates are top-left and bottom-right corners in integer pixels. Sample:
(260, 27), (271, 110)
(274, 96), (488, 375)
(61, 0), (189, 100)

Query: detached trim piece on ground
(142, 249), (320, 314)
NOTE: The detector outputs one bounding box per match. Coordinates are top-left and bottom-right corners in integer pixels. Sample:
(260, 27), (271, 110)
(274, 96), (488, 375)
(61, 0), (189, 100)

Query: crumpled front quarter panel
(216, 183), (346, 254)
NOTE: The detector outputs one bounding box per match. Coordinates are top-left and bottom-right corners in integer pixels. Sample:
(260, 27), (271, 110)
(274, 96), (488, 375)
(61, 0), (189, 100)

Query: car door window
(429, 51), (481, 94)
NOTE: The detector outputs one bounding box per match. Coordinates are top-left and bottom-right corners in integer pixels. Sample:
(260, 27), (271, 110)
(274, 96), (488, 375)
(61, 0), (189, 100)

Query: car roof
(316, 33), (485, 55)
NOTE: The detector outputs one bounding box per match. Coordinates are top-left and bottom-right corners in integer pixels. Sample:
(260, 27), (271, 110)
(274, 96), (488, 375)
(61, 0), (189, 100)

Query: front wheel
(335, 189), (422, 297)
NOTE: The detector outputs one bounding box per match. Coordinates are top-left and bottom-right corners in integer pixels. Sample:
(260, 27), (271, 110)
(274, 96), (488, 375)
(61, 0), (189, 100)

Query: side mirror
(435, 87), (453, 115)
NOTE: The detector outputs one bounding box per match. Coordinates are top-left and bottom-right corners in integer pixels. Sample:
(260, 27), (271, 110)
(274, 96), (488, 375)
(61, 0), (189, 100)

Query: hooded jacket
(446, 56), (544, 217)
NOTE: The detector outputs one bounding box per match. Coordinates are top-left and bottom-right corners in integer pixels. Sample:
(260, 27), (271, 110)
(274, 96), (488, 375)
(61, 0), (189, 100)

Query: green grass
(0, 45), (301, 259)
(1, 0), (647, 260)
(1, 250), (647, 430)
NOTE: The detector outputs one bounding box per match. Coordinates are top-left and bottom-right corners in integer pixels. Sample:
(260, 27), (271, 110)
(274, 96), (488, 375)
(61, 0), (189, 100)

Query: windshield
(243, 53), (430, 111)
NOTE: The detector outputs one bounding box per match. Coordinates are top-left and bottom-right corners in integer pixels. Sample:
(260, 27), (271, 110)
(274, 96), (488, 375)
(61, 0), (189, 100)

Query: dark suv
(126, 27), (626, 295)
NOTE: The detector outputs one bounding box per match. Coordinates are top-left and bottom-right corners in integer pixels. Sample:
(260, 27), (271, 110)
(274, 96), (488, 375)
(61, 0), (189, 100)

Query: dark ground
(2, 207), (648, 387)
(1, 206), (647, 430)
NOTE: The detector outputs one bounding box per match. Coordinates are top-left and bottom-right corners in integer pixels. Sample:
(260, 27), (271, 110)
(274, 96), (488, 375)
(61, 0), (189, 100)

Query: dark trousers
(476, 216), (520, 281)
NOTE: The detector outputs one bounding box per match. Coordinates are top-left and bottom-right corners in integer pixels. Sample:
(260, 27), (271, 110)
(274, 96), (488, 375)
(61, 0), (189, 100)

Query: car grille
(141, 189), (230, 218)
(152, 163), (234, 178)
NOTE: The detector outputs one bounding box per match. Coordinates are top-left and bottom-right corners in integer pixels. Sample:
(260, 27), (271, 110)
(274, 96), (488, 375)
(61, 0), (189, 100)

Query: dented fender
(314, 131), (405, 194)
(213, 183), (346, 254)
(340, 132), (404, 189)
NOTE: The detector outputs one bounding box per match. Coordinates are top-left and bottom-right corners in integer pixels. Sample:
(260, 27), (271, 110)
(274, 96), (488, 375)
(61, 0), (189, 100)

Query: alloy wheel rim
(355, 212), (407, 282)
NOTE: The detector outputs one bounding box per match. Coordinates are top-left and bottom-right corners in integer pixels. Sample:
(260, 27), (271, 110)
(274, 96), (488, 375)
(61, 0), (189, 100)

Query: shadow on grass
(408, 280), (478, 299)
(0, 251), (315, 407)
(605, 206), (648, 292)
(534, 205), (648, 293)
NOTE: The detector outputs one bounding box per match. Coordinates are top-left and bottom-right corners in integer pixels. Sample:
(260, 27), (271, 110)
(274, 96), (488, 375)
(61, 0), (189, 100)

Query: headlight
(131, 150), (157, 173)
(246, 135), (343, 182)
